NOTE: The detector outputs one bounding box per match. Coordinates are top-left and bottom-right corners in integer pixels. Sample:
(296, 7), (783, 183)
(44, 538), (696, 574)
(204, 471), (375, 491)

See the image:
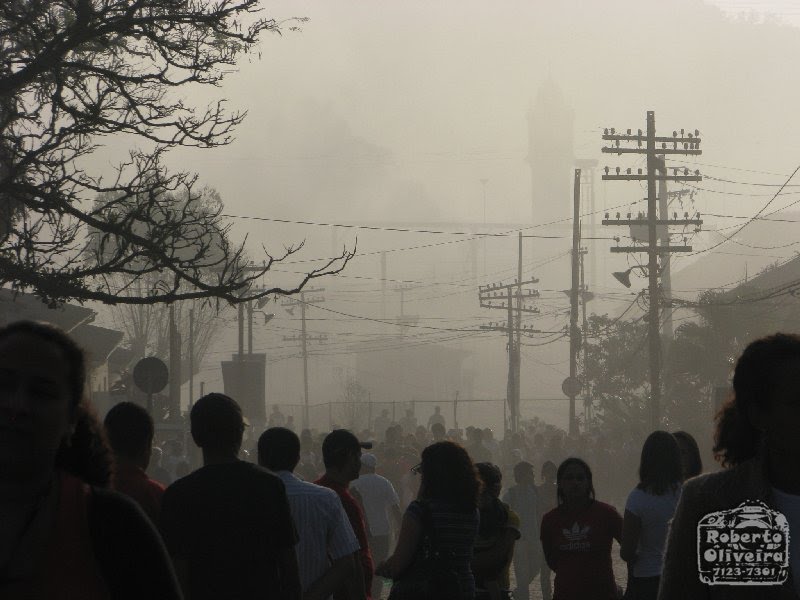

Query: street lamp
(612, 265), (649, 288)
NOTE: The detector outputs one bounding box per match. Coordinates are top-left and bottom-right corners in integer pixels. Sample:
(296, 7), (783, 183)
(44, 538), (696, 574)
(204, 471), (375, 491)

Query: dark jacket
(659, 455), (798, 600)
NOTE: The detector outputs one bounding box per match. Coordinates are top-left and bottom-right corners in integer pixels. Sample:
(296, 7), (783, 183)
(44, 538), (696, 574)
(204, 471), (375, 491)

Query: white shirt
(276, 471), (360, 592)
(625, 486), (681, 577)
(351, 472), (400, 537)
(772, 487), (800, 596)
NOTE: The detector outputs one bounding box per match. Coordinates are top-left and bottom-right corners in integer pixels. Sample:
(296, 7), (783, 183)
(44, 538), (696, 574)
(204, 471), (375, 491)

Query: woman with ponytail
(659, 333), (800, 599)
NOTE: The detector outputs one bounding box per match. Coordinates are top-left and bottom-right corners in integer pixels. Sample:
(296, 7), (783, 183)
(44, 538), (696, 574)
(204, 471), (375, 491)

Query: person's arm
(376, 511), (423, 578)
(471, 528), (520, 573)
(620, 509), (641, 564)
(389, 503), (402, 537)
(540, 516), (557, 572)
(276, 547), (302, 600)
(344, 556), (368, 600)
(304, 554), (357, 600)
(90, 488), (184, 600)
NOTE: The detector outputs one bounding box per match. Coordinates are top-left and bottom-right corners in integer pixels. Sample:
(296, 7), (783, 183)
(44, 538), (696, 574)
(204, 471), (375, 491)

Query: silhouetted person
(0, 320), (181, 599)
(621, 431), (682, 600)
(503, 461), (540, 600)
(661, 334), (800, 599)
(160, 393), (300, 600)
(671, 430), (703, 480)
(540, 458), (622, 600)
(351, 453), (401, 599)
(269, 404), (286, 427)
(428, 405), (446, 429)
(258, 428), (364, 600)
(315, 429), (374, 599)
(431, 421), (447, 442)
(104, 401), (165, 523)
(473, 462), (520, 598)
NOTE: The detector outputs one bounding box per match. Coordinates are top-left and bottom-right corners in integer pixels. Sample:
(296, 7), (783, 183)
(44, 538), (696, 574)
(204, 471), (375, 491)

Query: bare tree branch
(0, 0), (335, 306)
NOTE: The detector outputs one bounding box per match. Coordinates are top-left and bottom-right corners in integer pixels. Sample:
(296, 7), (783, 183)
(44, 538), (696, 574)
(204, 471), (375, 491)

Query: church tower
(527, 77), (575, 224)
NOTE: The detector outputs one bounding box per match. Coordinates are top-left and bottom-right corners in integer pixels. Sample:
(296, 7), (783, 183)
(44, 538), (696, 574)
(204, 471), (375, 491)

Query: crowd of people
(2, 318), (800, 600)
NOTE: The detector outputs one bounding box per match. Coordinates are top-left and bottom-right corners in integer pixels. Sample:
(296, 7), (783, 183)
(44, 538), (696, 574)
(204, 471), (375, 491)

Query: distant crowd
(3, 319), (800, 600)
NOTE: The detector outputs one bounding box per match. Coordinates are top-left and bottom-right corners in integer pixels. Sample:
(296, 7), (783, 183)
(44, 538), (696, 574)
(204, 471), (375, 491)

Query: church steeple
(527, 76), (575, 224)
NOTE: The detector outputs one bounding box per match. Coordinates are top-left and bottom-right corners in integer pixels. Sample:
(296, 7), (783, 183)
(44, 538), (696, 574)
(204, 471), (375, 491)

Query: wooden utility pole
(568, 169), (581, 436)
(601, 112), (703, 430)
(188, 307), (194, 408)
(282, 289), (327, 430)
(478, 248), (540, 432)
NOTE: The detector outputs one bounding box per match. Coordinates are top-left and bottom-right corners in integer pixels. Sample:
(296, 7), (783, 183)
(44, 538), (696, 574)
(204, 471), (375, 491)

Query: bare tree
(0, 0), (352, 306)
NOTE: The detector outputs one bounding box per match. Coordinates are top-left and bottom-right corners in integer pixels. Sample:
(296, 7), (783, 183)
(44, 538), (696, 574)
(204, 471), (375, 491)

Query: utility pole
(568, 169), (581, 436)
(393, 283), (419, 334)
(188, 307), (194, 408)
(282, 289), (327, 430)
(579, 247), (592, 425)
(658, 163), (674, 343)
(601, 112), (703, 430)
(478, 259), (540, 433)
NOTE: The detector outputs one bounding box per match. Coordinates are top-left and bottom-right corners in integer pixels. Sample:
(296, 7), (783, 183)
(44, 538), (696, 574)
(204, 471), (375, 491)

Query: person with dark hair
(660, 333), (800, 599)
(537, 460), (558, 600)
(620, 431), (682, 600)
(472, 462), (521, 600)
(160, 393), (300, 600)
(671, 430), (702, 480)
(258, 428), (364, 600)
(104, 401), (165, 523)
(377, 441), (481, 600)
(502, 461), (540, 600)
(0, 320), (181, 599)
(540, 457), (622, 600)
(315, 429), (374, 599)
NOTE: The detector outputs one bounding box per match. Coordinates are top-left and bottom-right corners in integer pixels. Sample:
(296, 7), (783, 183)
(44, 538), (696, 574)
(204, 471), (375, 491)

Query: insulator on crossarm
(604, 166), (610, 175)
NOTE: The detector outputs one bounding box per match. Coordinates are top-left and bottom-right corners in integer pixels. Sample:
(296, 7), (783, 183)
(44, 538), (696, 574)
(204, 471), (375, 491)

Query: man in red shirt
(316, 429), (374, 600)
(104, 401), (165, 523)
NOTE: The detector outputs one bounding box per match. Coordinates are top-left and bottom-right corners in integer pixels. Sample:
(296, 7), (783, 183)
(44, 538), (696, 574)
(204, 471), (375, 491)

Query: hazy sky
(91, 0), (800, 428)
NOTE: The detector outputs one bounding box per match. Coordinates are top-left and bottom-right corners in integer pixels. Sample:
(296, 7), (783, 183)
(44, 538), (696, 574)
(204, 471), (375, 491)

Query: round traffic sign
(133, 357), (169, 395)
(562, 376), (583, 398)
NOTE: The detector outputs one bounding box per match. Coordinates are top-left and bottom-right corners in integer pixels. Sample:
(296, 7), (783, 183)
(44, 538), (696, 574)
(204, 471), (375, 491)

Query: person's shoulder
(593, 500), (623, 518)
(90, 486), (154, 530)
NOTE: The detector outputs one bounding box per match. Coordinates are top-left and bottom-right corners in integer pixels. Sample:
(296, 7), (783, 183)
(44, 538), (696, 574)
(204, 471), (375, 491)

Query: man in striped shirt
(259, 428), (365, 600)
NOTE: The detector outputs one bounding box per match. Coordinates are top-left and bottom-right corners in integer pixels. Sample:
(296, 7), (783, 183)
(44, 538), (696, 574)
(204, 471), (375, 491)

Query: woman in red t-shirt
(540, 457), (623, 600)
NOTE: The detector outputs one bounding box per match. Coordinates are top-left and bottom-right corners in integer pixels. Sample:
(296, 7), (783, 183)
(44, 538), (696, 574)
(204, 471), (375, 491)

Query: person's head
(322, 429), (370, 482)
(272, 405), (281, 413)
(556, 457), (595, 506)
(714, 333), (800, 467)
(0, 320), (111, 488)
(471, 428), (483, 443)
(381, 409), (389, 417)
(483, 427), (494, 441)
(541, 460), (557, 484)
(258, 427), (300, 472)
(637, 431), (682, 495)
(475, 462), (502, 503)
(672, 430), (702, 479)
(514, 460), (535, 485)
(190, 393), (245, 456)
(431, 422), (446, 440)
(104, 401), (154, 468)
(360, 452), (377, 474)
(434, 406), (441, 414)
(417, 441), (480, 510)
